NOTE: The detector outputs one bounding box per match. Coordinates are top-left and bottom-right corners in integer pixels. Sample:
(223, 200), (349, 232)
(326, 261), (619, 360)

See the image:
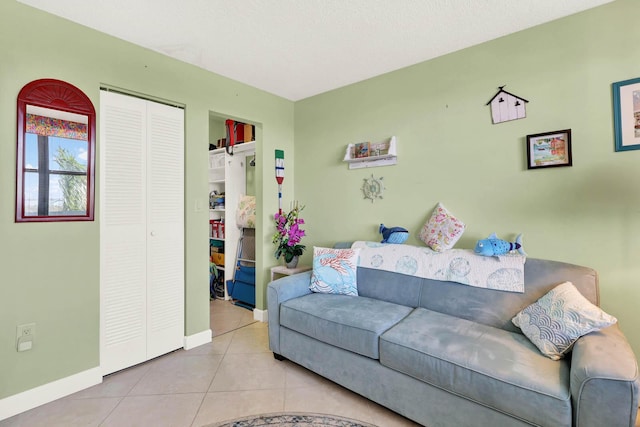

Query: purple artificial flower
(272, 202), (306, 260)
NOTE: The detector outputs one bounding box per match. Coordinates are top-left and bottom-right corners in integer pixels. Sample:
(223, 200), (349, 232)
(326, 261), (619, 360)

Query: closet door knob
(150, 231), (156, 237)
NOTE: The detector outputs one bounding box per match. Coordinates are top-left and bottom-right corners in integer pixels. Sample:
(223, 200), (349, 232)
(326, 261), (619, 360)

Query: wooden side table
(270, 264), (312, 282)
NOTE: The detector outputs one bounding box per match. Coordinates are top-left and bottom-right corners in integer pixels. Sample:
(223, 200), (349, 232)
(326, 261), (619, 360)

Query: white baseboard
(0, 367), (102, 421)
(253, 308), (268, 322)
(183, 329), (212, 350)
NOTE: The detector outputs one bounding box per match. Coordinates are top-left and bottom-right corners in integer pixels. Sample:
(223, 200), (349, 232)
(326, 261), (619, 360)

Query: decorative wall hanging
(526, 129), (572, 169)
(612, 77), (640, 152)
(486, 86), (529, 124)
(275, 149), (285, 213)
(362, 174), (385, 202)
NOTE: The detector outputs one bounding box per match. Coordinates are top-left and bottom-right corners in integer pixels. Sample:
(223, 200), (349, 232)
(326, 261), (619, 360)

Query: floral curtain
(26, 113), (87, 141)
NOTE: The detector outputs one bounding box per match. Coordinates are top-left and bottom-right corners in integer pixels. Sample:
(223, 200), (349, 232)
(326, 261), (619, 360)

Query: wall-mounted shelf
(343, 136), (397, 169)
(210, 141), (256, 156)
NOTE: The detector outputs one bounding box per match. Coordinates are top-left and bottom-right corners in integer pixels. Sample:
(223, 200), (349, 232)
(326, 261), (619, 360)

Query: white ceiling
(18, 0), (614, 101)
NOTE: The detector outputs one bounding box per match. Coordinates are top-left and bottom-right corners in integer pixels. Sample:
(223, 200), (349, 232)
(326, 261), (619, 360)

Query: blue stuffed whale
(474, 233), (526, 257)
(379, 224), (409, 244)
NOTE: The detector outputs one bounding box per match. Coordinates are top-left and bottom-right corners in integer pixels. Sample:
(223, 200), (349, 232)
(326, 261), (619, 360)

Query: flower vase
(285, 256), (299, 269)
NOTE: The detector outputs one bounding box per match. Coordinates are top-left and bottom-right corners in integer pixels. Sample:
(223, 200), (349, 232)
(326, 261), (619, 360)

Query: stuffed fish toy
(474, 233), (526, 257)
(379, 224), (409, 244)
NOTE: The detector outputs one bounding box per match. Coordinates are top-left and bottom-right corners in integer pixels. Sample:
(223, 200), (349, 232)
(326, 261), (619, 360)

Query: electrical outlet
(16, 323), (35, 352)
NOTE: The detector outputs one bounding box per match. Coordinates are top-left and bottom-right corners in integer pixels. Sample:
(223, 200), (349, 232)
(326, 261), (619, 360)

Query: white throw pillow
(512, 281), (617, 360)
(236, 195), (256, 228)
(419, 202), (466, 252)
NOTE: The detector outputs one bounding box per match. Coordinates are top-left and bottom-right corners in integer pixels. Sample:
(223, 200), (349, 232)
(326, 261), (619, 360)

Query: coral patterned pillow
(309, 247), (361, 296)
(512, 281), (617, 360)
(419, 203), (466, 252)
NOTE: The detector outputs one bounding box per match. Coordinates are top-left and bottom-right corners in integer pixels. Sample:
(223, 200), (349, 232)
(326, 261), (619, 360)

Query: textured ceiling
(18, 0), (614, 101)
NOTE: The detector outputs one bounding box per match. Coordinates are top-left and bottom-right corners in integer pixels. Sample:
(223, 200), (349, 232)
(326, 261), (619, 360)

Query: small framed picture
(354, 142), (370, 158)
(526, 129), (572, 169)
(612, 77), (640, 152)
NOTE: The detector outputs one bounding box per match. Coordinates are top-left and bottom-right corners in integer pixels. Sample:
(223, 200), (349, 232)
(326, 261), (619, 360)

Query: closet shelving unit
(208, 141), (256, 298)
(209, 150), (226, 276)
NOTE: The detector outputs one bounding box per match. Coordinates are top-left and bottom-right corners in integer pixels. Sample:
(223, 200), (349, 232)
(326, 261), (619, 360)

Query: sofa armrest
(267, 271), (313, 355)
(570, 324), (639, 427)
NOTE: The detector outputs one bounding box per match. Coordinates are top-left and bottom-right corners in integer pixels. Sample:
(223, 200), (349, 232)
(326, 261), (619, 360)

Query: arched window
(16, 79), (96, 222)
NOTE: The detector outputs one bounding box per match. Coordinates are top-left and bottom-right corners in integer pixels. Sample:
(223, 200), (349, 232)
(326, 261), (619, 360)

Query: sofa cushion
(280, 293), (412, 359)
(380, 308), (572, 427)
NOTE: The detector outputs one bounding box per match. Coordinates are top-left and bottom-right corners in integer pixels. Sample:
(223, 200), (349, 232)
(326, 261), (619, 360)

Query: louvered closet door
(100, 92), (148, 375)
(145, 99), (184, 359)
(100, 90), (184, 375)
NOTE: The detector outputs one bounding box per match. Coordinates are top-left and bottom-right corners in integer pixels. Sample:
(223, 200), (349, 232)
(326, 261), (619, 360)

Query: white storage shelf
(343, 136), (397, 169)
(207, 141), (256, 299)
(209, 168), (225, 183)
(208, 150), (226, 246)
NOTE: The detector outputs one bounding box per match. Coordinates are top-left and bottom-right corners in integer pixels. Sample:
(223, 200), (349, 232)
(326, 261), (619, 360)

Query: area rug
(204, 412), (377, 427)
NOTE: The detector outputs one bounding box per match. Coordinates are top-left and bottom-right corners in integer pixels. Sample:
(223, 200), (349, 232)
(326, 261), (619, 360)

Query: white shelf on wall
(343, 136), (397, 169)
(210, 141), (256, 156)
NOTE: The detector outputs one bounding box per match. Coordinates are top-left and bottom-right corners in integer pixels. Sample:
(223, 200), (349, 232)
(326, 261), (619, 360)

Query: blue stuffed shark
(379, 224), (409, 244)
(474, 233), (526, 257)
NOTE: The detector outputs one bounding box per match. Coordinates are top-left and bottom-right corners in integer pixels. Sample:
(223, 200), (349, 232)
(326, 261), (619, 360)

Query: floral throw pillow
(512, 281), (617, 360)
(309, 247), (360, 296)
(236, 195), (256, 228)
(419, 203), (466, 252)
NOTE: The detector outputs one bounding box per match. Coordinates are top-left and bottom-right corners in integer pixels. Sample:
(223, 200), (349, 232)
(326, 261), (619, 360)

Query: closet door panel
(100, 91), (148, 375)
(146, 101), (185, 359)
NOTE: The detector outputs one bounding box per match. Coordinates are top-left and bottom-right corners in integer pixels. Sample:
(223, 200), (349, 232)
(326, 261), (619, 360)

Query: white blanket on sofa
(351, 241), (525, 293)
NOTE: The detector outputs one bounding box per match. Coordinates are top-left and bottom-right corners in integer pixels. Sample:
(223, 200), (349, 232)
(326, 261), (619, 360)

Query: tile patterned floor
(209, 298), (256, 337)
(0, 301), (417, 427)
(4, 300), (637, 427)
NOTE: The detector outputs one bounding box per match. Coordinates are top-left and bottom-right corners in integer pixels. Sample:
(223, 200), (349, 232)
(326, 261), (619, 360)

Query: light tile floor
(1, 302), (418, 427)
(5, 300), (637, 427)
(209, 298), (256, 337)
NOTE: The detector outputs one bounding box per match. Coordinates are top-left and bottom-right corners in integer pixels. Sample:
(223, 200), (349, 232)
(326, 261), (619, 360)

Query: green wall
(295, 0), (640, 355)
(2, 0), (639, 409)
(0, 1), (293, 400)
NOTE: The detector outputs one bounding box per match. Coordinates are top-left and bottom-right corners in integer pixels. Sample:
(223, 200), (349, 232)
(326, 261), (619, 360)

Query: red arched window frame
(16, 79), (96, 222)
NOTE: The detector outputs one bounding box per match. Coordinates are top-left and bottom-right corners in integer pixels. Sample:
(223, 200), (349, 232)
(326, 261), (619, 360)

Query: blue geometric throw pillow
(309, 247), (360, 296)
(512, 281), (617, 360)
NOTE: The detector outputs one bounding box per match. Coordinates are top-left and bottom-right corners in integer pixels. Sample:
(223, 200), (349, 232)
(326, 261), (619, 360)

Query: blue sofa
(267, 253), (639, 427)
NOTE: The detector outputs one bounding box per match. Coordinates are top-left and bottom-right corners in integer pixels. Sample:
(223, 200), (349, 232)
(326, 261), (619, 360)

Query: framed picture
(526, 129), (572, 169)
(612, 77), (640, 152)
(354, 142), (370, 158)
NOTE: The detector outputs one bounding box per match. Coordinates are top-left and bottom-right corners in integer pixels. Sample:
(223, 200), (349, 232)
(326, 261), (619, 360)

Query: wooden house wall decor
(486, 86), (529, 124)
